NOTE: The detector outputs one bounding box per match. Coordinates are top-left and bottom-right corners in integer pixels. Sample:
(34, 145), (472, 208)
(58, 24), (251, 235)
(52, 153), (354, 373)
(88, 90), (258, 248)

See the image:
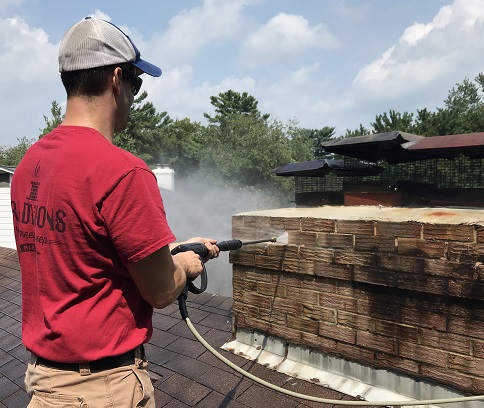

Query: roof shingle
(0, 247), (377, 407)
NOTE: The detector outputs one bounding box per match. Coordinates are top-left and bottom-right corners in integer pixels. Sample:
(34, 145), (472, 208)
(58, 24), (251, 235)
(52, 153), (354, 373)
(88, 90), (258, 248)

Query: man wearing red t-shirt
(10, 17), (219, 407)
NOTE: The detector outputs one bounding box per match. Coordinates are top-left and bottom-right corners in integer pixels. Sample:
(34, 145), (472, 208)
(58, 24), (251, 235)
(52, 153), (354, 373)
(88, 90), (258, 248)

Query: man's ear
(113, 67), (122, 95)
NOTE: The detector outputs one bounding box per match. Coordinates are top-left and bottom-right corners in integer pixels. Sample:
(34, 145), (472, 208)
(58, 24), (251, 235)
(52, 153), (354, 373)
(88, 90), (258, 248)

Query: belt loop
(134, 345), (144, 368)
(30, 353), (38, 367)
(79, 363), (91, 376)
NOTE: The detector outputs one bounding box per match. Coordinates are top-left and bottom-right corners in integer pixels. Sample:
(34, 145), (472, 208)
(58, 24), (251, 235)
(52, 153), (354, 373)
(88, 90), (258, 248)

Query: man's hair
(61, 63), (132, 98)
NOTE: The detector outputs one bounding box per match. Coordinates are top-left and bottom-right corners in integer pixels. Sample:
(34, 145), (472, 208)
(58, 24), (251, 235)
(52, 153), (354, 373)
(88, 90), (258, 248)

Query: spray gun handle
(171, 243), (208, 295)
(171, 242), (208, 258)
(186, 263), (207, 295)
(171, 239), (243, 296)
(173, 238), (269, 320)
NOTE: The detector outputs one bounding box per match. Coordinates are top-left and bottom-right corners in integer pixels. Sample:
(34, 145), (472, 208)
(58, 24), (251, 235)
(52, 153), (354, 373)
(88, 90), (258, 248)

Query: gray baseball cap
(59, 17), (162, 77)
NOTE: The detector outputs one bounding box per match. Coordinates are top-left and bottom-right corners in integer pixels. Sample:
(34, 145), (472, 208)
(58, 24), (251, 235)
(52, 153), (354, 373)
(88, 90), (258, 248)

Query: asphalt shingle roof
(0, 247), (377, 407)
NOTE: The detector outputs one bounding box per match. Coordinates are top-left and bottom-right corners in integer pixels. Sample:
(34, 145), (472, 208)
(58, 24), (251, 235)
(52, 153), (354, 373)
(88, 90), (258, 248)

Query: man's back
(11, 125), (175, 363)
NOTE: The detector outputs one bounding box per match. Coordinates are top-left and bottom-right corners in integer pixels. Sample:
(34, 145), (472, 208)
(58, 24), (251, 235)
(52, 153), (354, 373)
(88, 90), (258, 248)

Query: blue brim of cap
(132, 59), (162, 77)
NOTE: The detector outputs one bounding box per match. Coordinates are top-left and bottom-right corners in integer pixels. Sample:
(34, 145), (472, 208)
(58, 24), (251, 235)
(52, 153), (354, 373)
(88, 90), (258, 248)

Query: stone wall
(230, 206), (484, 395)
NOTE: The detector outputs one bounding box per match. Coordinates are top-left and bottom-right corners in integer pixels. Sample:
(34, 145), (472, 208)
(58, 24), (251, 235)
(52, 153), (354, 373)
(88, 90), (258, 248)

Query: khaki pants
(25, 348), (155, 408)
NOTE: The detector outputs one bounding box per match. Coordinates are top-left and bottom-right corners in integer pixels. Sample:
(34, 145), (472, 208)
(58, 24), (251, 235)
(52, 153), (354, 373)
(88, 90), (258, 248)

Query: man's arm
(127, 245), (203, 309)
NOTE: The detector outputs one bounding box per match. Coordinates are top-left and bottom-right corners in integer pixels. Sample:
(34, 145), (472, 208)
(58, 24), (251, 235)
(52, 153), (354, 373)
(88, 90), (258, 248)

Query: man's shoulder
(50, 126), (149, 168)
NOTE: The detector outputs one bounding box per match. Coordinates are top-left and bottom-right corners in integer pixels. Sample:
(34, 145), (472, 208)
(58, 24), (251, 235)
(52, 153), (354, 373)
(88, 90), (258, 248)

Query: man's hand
(171, 237), (220, 262)
(172, 251), (204, 279)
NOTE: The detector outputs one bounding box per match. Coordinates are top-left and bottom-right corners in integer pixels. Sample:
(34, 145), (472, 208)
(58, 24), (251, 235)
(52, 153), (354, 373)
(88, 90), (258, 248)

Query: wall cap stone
(235, 206), (484, 225)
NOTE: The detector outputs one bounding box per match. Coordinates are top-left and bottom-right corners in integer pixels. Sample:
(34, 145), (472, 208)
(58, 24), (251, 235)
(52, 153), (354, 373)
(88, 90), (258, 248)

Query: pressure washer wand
(216, 237), (276, 251)
(172, 236), (277, 320)
(171, 237), (276, 258)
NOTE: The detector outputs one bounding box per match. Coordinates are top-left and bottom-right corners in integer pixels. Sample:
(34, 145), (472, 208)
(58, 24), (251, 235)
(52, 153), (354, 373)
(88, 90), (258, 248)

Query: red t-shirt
(10, 125), (176, 362)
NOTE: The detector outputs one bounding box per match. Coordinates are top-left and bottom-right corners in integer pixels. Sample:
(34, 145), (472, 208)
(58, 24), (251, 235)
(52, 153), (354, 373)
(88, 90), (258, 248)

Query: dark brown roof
(406, 132), (484, 159)
(322, 131), (425, 163)
(0, 247), (375, 407)
(321, 131), (484, 164)
(273, 159), (383, 177)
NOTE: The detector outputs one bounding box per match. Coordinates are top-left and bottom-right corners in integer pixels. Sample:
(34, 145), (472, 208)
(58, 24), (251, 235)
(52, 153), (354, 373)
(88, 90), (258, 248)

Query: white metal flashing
(222, 328), (479, 408)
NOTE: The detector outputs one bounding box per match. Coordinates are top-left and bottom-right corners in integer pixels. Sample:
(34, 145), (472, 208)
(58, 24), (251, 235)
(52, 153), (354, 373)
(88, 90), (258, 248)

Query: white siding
(0, 187), (15, 249)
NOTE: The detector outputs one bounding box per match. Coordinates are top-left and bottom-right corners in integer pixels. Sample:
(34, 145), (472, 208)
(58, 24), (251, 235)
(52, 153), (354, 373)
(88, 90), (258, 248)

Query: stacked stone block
(230, 211), (484, 394)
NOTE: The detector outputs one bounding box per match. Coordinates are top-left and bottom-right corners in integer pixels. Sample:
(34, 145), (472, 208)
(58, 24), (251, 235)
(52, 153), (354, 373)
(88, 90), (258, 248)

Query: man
(10, 17), (218, 407)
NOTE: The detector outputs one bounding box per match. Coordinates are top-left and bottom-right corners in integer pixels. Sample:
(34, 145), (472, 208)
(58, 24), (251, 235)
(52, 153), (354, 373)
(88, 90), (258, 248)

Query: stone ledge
(235, 206), (484, 225)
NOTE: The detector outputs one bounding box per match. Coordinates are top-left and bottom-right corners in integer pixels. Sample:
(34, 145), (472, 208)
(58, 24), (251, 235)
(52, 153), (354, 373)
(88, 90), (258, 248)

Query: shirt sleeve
(101, 167), (176, 265)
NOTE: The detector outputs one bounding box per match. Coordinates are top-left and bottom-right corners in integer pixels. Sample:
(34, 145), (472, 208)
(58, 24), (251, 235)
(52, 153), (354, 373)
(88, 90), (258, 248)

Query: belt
(35, 346), (144, 373)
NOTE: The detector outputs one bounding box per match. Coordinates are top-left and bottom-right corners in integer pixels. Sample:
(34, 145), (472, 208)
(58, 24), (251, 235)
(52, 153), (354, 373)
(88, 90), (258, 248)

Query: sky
(2, 0), (484, 148)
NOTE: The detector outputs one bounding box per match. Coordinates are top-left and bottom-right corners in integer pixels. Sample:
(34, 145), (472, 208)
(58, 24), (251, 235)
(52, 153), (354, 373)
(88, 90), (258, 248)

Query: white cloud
(0, 16), (62, 145)
(245, 0), (484, 134)
(151, 0), (254, 64)
(240, 12), (338, 66)
(353, 0), (484, 102)
(269, 63), (320, 91)
(353, 46), (395, 84)
(401, 23), (433, 47)
(1, 17), (55, 82)
(261, 63), (347, 130)
(87, 10), (111, 21)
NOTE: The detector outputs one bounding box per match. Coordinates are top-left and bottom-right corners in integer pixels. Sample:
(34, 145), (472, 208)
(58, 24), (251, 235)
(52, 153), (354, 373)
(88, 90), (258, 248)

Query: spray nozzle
(240, 237), (276, 246)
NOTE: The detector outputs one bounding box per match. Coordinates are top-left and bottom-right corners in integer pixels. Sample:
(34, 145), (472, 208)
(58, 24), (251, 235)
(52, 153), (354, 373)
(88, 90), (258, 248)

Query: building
(0, 166), (15, 249)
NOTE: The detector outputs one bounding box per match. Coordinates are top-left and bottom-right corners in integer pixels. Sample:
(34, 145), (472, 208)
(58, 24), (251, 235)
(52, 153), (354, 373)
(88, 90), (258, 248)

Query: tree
(200, 90), (289, 189)
(40, 101), (64, 138)
(286, 125), (334, 157)
(159, 118), (205, 178)
(0, 101), (62, 166)
(412, 108), (434, 136)
(114, 91), (172, 166)
(200, 114), (292, 188)
(285, 128), (317, 162)
(412, 75), (484, 136)
(341, 74), (484, 138)
(444, 77), (481, 112)
(439, 76), (484, 134)
(203, 90), (270, 124)
(0, 137), (36, 166)
(344, 124), (371, 138)
(371, 109), (415, 133)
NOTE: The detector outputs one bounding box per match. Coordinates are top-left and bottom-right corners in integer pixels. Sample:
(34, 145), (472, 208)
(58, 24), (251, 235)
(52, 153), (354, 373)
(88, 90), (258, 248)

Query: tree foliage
(423, 76), (484, 135)
(344, 124), (371, 138)
(284, 126), (320, 161)
(371, 110), (415, 134)
(0, 137), (36, 166)
(1, 101), (61, 165)
(198, 90), (300, 201)
(114, 91), (172, 166)
(200, 114), (291, 186)
(345, 74), (484, 138)
(287, 126), (335, 157)
(40, 101), (64, 138)
(159, 118), (205, 178)
(203, 90), (270, 124)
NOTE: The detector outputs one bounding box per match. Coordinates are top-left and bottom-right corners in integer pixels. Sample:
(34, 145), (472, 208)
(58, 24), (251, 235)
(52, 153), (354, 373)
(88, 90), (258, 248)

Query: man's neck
(62, 96), (116, 143)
